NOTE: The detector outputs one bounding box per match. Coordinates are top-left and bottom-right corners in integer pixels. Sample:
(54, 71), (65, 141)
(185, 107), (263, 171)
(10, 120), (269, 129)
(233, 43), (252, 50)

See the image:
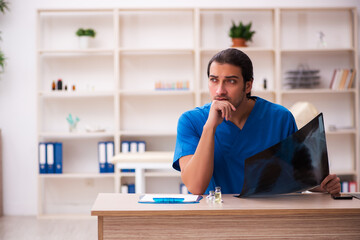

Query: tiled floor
(0, 216), (97, 240)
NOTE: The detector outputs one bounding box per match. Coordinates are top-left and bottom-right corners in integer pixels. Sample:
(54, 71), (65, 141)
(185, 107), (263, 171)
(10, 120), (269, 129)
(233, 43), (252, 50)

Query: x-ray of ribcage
(239, 113), (329, 197)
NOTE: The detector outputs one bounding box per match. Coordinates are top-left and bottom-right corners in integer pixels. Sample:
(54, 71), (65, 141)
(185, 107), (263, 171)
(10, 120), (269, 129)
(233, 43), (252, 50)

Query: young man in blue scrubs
(173, 48), (340, 195)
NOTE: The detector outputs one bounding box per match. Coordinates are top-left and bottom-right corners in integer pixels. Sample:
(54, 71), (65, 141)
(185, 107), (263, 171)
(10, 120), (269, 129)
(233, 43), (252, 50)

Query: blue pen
(153, 198), (185, 203)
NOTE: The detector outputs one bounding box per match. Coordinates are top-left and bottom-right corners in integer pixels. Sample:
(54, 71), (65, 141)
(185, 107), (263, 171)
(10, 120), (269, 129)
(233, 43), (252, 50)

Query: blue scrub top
(173, 97), (298, 194)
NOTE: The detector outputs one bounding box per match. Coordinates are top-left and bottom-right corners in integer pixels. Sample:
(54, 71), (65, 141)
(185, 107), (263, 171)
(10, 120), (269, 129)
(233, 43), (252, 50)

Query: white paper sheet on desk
(139, 194), (202, 204)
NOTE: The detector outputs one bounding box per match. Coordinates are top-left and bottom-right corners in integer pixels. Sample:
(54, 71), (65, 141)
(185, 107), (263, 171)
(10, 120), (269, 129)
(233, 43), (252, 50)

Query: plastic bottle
(57, 79), (63, 90)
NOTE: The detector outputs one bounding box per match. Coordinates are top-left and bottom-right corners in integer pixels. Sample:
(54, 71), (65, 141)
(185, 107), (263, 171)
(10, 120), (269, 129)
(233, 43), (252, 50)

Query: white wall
(0, 0), (359, 215)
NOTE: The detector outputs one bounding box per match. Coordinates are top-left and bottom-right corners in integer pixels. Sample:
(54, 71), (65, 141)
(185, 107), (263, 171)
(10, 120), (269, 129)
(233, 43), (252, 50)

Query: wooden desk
(91, 193), (360, 239)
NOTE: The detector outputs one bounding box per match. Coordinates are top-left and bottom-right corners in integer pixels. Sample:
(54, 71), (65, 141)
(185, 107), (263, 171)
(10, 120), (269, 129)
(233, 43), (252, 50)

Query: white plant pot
(78, 36), (91, 49)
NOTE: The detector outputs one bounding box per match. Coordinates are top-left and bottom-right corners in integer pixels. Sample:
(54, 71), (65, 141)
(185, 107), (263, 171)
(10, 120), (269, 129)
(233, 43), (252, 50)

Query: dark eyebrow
(225, 75), (239, 79)
(209, 75), (239, 79)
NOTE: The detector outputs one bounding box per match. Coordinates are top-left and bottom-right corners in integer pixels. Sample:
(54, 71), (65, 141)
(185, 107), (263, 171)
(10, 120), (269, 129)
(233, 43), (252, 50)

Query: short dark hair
(207, 48), (254, 98)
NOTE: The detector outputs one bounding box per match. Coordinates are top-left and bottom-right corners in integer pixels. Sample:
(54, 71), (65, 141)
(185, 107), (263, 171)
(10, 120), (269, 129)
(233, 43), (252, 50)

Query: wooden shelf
(39, 91), (114, 98)
(38, 49), (114, 55)
(119, 89), (193, 96)
(39, 173), (114, 179)
(201, 47), (275, 53)
(39, 132), (115, 138)
(119, 48), (194, 54)
(281, 48), (355, 53)
(119, 130), (176, 136)
(281, 89), (356, 94)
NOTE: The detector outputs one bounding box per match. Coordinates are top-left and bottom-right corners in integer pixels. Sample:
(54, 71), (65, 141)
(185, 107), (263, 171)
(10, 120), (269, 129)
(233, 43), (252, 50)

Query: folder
(180, 183), (189, 194)
(98, 142), (107, 173)
(137, 141), (146, 153)
(130, 142), (137, 153)
(128, 184), (135, 193)
(349, 181), (357, 192)
(106, 141), (114, 173)
(121, 184), (129, 193)
(39, 143), (47, 174)
(121, 141), (130, 153)
(54, 142), (63, 174)
(46, 143), (55, 174)
(342, 181), (349, 193)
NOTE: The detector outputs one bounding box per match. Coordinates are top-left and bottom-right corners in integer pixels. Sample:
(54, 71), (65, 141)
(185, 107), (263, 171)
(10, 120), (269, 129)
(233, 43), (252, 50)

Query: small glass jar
(206, 190), (215, 203)
(214, 186), (222, 203)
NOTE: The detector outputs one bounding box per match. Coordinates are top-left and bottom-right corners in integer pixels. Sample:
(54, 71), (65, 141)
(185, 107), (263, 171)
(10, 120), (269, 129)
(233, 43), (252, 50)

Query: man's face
(208, 61), (252, 109)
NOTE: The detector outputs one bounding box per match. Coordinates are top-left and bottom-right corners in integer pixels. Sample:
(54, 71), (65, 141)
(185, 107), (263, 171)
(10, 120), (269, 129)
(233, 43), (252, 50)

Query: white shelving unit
(37, 7), (359, 217)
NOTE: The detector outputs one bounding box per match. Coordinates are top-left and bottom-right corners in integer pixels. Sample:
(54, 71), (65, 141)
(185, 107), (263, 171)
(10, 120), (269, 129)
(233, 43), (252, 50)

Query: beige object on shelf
(111, 151), (174, 163)
(112, 151), (175, 194)
(289, 102), (319, 129)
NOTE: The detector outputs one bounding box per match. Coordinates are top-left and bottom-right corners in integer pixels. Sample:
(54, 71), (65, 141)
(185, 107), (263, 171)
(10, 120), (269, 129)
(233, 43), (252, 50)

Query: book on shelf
(330, 68), (356, 90)
(338, 69), (349, 90)
(347, 69), (356, 89)
(38, 142), (63, 174)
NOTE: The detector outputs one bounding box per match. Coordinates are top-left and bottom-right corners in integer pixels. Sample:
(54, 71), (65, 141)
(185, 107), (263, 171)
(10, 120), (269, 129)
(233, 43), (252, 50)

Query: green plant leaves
(0, 0), (10, 14)
(0, 49), (5, 73)
(229, 21), (256, 41)
(76, 28), (96, 37)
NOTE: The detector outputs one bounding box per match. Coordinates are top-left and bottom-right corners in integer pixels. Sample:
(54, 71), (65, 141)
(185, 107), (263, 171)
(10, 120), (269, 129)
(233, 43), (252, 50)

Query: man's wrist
(203, 122), (217, 133)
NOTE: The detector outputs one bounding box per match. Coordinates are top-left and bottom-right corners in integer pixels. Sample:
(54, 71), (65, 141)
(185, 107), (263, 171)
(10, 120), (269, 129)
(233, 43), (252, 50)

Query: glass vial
(51, 80), (56, 91)
(215, 186), (222, 203)
(206, 190), (215, 203)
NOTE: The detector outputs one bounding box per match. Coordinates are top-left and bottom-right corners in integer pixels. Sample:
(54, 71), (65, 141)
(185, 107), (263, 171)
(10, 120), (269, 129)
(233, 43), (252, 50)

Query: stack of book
(329, 68), (356, 90)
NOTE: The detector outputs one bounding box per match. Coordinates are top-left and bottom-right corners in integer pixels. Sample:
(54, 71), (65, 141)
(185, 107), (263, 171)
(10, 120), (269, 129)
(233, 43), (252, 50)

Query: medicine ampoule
(206, 190), (215, 203)
(214, 186), (222, 203)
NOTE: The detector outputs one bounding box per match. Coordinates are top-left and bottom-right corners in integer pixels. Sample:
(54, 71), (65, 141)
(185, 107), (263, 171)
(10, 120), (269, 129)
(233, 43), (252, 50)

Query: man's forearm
(181, 123), (216, 195)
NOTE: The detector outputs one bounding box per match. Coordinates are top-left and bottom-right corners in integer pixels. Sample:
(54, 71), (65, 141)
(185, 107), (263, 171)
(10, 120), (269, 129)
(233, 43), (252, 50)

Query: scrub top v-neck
(173, 97), (298, 194)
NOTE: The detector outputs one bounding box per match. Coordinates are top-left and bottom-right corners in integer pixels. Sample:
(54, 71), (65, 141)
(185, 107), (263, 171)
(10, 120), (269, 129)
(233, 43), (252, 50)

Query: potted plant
(229, 21), (256, 47)
(76, 28), (96, 49)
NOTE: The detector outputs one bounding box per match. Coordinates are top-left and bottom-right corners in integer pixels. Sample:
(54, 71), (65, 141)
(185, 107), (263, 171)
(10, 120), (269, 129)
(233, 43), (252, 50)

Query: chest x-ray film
(238, 113), (329, 197)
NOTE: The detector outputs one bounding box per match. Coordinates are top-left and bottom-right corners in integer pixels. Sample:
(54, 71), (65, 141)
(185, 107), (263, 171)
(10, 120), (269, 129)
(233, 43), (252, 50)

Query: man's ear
(245, 79), (253, 93)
